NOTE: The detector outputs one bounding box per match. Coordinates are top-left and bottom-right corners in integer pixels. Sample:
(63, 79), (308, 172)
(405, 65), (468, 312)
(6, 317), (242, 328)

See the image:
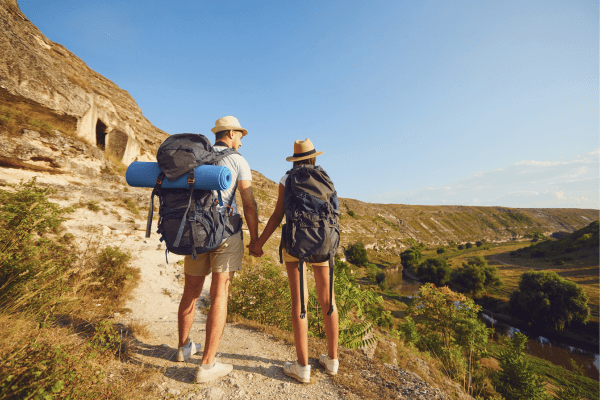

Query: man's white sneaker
(283, 360), (311, 383)
(176, 338), (199, 362)
(319, 355), (339, 375)
(195, 361), (233, 383)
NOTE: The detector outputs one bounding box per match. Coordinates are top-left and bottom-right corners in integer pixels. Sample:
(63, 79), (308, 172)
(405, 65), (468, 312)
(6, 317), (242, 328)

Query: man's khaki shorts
(184, 231), (243, 276)
(281, 247), (329, 267)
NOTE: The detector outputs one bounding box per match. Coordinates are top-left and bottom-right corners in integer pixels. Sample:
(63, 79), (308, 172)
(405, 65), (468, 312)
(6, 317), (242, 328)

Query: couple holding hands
(176, 116), (339, 385)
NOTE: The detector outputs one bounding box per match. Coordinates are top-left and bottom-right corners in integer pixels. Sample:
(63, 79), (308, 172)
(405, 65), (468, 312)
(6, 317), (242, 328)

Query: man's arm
(238, 180), (260, 246)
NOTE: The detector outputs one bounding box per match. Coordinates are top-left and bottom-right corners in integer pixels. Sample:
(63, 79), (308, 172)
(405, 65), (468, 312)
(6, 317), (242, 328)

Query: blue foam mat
(126, 162), (232, 190)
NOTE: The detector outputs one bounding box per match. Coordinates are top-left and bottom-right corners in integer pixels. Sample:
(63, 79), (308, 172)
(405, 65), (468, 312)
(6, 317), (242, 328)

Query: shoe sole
(319, 359), (338, 375)
(195, 364), (233, 383)
(283, 368), (310, 383)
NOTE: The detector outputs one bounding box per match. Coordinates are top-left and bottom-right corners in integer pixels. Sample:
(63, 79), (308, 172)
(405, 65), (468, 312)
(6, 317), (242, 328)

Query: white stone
(204, 387), (225, 399)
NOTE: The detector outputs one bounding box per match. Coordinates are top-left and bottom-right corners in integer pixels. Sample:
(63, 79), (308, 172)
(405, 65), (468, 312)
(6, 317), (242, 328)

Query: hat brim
(211, 126), (248, 136)
(286, 151), (324, 162)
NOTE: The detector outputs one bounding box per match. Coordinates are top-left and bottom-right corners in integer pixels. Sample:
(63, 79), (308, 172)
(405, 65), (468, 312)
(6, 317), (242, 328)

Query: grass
(0, 179), (161, 399)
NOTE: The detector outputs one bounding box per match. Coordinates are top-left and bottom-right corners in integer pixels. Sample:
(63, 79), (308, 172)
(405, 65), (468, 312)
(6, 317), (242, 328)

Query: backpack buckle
(156, 176), (163, 184)
(223, 205), (234, 216)
(188, 176), (195, 184)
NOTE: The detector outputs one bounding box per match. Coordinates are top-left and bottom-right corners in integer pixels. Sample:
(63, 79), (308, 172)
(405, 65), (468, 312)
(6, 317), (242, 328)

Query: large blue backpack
(145, 133), (242, 261)
(280, 165), (340, 318)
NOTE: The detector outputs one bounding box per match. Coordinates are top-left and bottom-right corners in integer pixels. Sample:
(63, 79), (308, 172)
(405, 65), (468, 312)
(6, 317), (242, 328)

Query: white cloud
(373, 149), (599, 208)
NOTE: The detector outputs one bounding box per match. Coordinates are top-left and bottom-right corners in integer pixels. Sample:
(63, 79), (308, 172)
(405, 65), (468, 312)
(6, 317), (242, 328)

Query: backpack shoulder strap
(213, 148), (240, 164)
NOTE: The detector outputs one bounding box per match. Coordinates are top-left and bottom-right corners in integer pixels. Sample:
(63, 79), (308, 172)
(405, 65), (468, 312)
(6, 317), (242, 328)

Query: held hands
(247, 240), (264, 257)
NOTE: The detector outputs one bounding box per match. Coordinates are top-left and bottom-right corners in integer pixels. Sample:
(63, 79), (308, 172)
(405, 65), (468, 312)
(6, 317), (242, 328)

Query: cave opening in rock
(95, 119), (107, 150)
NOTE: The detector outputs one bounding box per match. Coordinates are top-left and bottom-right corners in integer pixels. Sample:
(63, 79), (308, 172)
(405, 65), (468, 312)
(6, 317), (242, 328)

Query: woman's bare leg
(285, 261), (309, 366)
(313, 265), (339, 359)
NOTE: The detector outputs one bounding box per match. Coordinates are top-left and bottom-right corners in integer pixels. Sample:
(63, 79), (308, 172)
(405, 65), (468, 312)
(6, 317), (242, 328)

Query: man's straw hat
(286, 138), (324, 162)
(211, 116), (248, 136)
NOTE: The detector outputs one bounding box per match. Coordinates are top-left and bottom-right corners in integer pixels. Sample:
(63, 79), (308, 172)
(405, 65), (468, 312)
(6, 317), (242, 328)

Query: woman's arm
(250, 183), (285, 252)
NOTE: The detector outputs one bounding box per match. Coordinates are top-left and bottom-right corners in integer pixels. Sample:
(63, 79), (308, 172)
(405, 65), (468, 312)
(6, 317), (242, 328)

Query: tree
(494, 332), (550, 400)
(416, 257), (451, 286)
(465, 242), (473, 249)
(450, 257), (502, 297)
(400, 248), (421, 269)
(509, 271), (590, 330)
(347, 241), (369, 266)
(475, 240), (483, 247)
(406, 284), (491, 396)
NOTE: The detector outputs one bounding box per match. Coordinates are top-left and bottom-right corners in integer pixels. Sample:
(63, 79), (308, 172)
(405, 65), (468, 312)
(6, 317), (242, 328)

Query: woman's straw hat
(211, 116), (248, 136)
(286, 138), (324, 162)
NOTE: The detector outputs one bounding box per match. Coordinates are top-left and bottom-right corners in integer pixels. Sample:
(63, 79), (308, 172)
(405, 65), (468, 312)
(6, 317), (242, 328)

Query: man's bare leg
(178, 273), (206, 347)
(201, 271), (235, 365)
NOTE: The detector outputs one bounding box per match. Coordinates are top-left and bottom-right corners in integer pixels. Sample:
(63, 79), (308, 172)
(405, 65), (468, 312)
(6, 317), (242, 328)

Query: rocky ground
(1, 165), (469, 400)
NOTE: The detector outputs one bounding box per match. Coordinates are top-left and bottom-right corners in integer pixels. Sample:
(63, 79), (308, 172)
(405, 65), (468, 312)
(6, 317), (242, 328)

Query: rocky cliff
(0, 0), (169, 164)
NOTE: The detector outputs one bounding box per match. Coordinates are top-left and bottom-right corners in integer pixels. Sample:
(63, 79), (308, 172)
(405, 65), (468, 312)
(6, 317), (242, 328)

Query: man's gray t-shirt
(213, 145), (252, 215)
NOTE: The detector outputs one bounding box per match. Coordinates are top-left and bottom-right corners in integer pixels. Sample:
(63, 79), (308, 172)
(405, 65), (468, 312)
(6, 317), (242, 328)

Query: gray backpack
(280, 165), (340, 318)
(146, 133), (242, 261)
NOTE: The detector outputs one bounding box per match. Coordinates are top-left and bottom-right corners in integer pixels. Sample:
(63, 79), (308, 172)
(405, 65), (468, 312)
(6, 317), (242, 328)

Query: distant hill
(241, 170), (599, 253)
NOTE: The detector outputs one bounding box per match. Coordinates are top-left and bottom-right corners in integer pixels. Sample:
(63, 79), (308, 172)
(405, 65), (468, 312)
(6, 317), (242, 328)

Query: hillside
(242, 170), (598, 258)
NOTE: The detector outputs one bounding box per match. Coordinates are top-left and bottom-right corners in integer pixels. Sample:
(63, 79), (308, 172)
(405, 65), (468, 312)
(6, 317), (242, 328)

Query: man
(176, 116), (262, 383)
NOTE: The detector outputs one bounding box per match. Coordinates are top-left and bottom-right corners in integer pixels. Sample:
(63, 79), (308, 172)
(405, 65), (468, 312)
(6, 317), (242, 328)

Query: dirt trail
(101, 226), (350, 399)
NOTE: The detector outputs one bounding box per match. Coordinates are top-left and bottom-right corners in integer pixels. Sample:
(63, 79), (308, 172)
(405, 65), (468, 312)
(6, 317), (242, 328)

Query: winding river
(383, 268), (599, 381)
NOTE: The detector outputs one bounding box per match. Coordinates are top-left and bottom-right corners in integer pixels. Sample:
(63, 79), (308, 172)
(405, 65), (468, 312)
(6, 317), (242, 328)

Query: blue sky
(18, 0), (599, 209)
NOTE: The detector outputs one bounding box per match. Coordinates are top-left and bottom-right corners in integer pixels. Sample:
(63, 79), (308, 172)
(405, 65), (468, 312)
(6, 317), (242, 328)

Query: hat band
(292, 149), (316, 158)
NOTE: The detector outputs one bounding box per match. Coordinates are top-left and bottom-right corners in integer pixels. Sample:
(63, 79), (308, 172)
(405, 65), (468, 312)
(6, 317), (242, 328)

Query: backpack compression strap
(299, 257), (307, 319)
(173, 170), (197, 257)
(146, 172), (165, 238)
(327, 253), (335, 316)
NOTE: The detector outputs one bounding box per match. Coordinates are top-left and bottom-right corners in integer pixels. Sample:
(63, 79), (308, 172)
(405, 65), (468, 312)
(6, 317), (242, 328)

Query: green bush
(0, 179), (146, 400)
(465, 242), (473, 249)
(436, 247), (445, 254)
(400, 248), (421, 269)
(450, 256), (502, 297)
(494, 332), (550, 400)
(405, 284), (491, 396)
(416, 257), (451, 286)
(230, 259), (386, 348)
(509, 271), (590, 330)
(347, 241), (369, 266)
(348, 210), (356, 217)
(458, 244), (464, 250)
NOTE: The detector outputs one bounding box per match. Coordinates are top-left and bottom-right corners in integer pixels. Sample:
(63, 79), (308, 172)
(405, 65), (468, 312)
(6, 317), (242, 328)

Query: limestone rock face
(0, 0), (169, 164)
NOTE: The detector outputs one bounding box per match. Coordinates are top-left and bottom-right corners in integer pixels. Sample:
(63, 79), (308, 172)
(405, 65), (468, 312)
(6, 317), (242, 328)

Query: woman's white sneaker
(176, 338), (199, 362)
(283, 360), (311, 383)
(195, 361), (233, 383)
(319, 355), (339, 375)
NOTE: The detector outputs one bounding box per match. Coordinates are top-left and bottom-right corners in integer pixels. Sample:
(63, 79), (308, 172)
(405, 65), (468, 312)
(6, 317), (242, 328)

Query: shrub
(416, 257), (451, 286)
(458, 244), (464, 250)
(465, 242), (473, 249)
(450, 256), (502, 297)
(509, 271), (590, 330)
(347, 241), (369, 266)
(475, 240), (483, 247)
(348, 210), (356, 217)
(400, 248), (421, 269)
(494, 332), (550, 400)
(406, 284), (491, 396)
(436, 247), (445, 254)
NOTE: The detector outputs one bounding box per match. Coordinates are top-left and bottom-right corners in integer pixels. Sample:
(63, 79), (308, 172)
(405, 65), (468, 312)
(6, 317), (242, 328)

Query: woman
(248, 138), (339, 384)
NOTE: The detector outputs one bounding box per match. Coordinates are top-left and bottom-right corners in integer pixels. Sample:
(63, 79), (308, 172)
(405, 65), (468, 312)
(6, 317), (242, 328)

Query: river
(383, 268), (599, 381)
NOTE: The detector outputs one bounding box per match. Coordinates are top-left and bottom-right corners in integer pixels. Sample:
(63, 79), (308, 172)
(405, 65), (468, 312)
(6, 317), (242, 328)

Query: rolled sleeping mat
(126, 161), (232, 191)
